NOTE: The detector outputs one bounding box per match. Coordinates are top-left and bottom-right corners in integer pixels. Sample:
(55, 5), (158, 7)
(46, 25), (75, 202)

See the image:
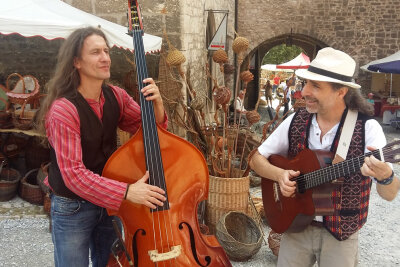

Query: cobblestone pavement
(0, 108), (399, 266)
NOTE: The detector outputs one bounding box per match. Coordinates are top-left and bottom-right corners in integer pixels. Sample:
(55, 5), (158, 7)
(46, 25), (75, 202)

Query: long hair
(331, 82), (374, 116)
(35, 27), (110, 134)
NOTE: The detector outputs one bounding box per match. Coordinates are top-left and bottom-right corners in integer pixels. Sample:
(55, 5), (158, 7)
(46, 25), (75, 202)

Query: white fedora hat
(295, 47), (361, 89)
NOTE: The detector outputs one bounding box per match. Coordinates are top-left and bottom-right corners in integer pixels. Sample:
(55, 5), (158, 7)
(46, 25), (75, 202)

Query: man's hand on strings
(278, 169), (300, 197)
(142, 78), (163, 104)
(361, 146), (392, 181)
(126, 171), (166, 209)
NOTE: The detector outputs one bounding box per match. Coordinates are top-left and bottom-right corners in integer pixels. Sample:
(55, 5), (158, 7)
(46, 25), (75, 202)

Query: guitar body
(261, 149), (340, 233)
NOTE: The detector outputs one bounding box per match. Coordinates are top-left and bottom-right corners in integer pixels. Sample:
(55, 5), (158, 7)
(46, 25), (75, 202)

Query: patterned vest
(288, 108), (372, 241)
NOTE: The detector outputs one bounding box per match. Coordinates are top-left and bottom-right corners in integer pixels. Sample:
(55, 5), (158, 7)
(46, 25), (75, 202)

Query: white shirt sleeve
(364, 119), (387, 152)
(258, 113), (295, 159)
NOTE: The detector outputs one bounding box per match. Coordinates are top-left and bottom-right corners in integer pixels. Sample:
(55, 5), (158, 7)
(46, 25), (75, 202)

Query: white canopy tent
(261, 64), (293, 72)
(276, 52), (310, 69)
(0, 0), (162, 54)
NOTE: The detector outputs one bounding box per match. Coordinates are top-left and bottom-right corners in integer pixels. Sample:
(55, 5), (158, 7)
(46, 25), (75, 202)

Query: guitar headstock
(382, 139), (400, 163)
(127, 0), (143, 36)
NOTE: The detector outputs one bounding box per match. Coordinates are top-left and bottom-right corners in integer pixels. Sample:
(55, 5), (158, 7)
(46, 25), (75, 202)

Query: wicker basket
(117, 128), (132, 147)
(43, 193), (51, 215)
(0, 168), (21, 201)
(205, 174), (249, 234)
(12, 104), (38, 130)
(19, 168), (44, 205)
(36, 162), (50, 194)
(267, 230), (282, 256)
(4, 73), (40, 107)
(216, 211), (263, 261)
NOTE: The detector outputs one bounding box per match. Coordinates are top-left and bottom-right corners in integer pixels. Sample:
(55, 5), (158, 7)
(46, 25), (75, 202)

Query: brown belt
(310, 220), (324, 227)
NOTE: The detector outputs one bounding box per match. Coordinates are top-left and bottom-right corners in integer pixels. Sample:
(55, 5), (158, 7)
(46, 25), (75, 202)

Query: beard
(304, 97), (319, 113)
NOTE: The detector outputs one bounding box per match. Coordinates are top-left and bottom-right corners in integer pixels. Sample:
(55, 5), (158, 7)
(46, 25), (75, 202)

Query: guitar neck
(302, 149), (381, 190)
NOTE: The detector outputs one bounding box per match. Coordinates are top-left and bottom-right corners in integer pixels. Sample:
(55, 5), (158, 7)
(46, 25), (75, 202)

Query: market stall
(361, 50), (400, 123)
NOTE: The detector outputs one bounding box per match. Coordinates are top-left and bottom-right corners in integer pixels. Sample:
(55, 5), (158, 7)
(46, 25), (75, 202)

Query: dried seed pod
(190, 96), (205, 110)
(213, 49), (229, 73)
(246, 110), (261, 126)
(232, 36), (249, 54)
(240, 70), (254, 83)
(213, 86), (231, 105)
(166, 49), (186, 66)
(212, 49), (228, 64)
(223, 63), (235, 75)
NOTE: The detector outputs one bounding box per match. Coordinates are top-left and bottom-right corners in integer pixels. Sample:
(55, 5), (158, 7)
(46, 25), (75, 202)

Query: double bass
(103, 1), (232, 266)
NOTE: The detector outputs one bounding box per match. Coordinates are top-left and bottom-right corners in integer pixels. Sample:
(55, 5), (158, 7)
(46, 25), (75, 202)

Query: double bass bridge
(148, 245), (182, 263)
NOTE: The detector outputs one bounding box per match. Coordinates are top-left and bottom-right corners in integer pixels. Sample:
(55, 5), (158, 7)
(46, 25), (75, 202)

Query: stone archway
(244, 33), (328, 110)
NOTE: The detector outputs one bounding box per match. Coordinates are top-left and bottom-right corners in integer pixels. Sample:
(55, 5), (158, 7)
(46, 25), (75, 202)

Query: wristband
(374, 170), (394, 185)
(124, 184), (130, 199)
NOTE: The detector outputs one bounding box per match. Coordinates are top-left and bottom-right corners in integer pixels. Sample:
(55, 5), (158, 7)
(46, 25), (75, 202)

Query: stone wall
(238, 0), (400, 92)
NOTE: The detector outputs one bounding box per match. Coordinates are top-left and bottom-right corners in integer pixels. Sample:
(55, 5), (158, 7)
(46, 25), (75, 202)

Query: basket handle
(24, 168), (40, 179)
(6, 73), (26, 94)
(18, 98), (30, 119)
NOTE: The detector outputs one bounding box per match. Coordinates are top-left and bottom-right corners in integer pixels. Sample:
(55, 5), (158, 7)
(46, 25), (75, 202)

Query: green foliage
(262, 44), (303, 65)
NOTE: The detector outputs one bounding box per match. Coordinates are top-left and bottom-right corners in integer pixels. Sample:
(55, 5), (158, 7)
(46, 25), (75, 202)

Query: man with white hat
(250, 47), (399, 266)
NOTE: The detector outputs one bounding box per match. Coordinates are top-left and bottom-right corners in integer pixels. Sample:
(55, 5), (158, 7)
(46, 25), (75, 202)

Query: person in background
(36, 27), (167, 267)
(367, 92), (375, 104)
(281, 80), (290, 119)
(235, 89), (248, 125)
(273, 74), (281, 96)
(264, 80), (273, 108)
(250, 47), (399, 267)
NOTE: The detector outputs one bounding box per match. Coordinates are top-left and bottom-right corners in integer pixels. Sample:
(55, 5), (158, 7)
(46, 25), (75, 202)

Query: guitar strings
(297, 150), (377, 189)
(295, 147), (394, 190)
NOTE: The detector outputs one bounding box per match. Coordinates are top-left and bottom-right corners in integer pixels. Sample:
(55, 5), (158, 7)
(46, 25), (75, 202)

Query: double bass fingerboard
(129, 0), (169, 212)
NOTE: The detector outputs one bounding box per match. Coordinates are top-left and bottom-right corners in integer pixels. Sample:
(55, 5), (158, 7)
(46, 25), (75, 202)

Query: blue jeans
(50, 194), (117, 267)
(272, 84), (278, 94)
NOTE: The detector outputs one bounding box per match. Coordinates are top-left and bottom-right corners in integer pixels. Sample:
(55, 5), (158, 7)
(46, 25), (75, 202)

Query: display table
(0, 128), (44, 137)
(380, 104), (400, 117)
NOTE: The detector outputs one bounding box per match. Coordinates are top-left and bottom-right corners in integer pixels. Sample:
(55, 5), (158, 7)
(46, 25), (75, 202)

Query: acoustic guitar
(261, 140), (400, 233)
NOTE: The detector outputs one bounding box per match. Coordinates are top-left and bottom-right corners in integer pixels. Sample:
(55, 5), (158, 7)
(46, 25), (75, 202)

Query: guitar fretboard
(298, 150), (381, 191)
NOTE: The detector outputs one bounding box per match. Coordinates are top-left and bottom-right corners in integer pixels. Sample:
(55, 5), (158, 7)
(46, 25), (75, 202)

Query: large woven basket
(205, 174), (249, 234)
(117, 128), (132, 147)
(12, 104), (38, 130)
(19, 168), (44, 205)
(0, 168), (21, 201)
(4, 73), (40, 107)
(216, 211), (263, 261)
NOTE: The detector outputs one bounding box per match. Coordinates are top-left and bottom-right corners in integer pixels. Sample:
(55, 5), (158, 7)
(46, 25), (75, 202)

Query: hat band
(308, 66), (353, 82)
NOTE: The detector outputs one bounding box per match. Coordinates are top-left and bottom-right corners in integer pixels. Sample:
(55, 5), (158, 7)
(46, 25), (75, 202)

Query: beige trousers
(277, 225), (359, 267)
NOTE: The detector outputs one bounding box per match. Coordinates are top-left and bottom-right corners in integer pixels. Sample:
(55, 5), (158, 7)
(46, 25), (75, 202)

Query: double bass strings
(132, 18), (177, 265)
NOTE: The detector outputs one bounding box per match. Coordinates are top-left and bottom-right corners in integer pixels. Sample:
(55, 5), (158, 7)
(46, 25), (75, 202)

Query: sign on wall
(208, 13), (228, 51)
